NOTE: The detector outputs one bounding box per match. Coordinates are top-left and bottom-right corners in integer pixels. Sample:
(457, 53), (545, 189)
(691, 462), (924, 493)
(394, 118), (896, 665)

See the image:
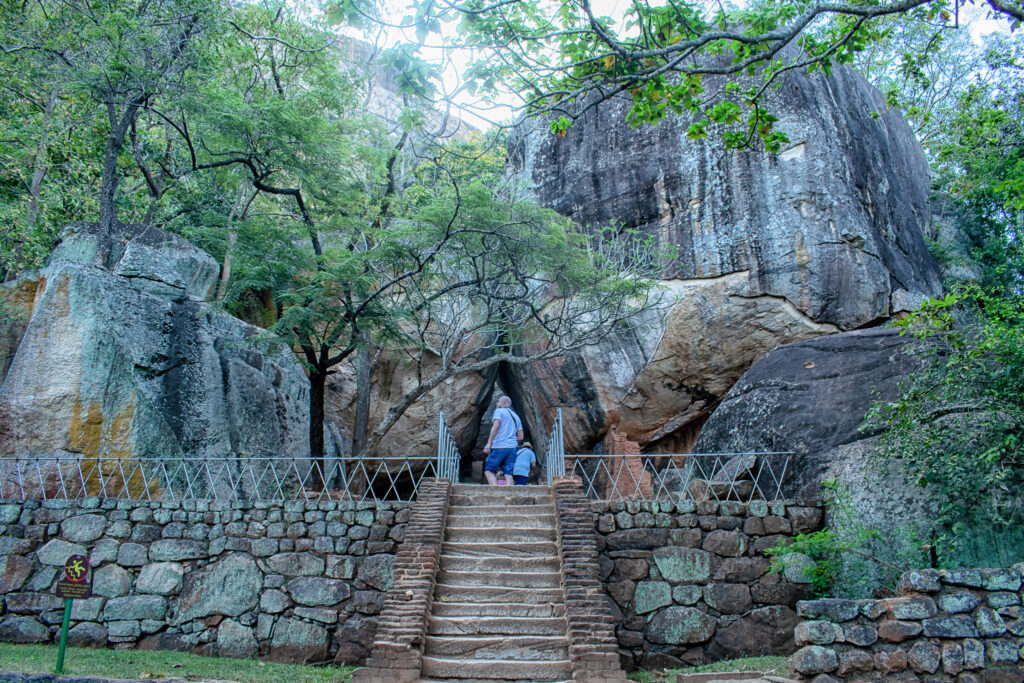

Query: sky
(361, 0), (1017, 131)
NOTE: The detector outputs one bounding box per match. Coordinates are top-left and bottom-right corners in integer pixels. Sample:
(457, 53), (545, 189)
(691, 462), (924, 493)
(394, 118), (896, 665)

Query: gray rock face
(135, 562), (184, 595)
(501, 59), (941, 455)
(0, 227), (310, 487)
(694, 327), (922, 496)
(61, 514), (107, 543)
(0, 616), (50, 643)
(510, 65), (941, 328)
(173, 553), (261, 623)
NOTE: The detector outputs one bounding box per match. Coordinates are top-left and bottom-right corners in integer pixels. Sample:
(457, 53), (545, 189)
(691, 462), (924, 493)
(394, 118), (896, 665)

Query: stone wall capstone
(0, 498), (410, 664)
(789, 566), (1024, 683)
(593, 498), (824, 670)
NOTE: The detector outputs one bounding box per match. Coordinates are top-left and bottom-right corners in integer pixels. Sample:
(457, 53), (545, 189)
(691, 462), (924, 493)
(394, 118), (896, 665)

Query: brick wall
(592, 498), (824, 670)
(352, 479), (450, 683)
(0, 498), (410, 664)
(552, 477), (627, 682)
(790, 566), (1024, 682)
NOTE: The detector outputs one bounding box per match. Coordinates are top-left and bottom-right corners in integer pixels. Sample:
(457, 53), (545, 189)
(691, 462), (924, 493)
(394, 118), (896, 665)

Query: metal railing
(544, 408), (565, 484)
(0, 455), (454, 504)
(437, 412), (461, 482)
(566, 451), (793, 502)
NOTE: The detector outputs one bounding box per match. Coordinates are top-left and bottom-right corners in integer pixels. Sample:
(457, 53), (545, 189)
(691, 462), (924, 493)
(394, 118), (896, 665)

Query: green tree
(866, 288), (1024, 545)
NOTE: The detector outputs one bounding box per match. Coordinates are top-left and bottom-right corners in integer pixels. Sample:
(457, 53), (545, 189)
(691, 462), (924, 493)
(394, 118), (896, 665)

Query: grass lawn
(0, 644), (356, 682)
(627, 655), (791, 682)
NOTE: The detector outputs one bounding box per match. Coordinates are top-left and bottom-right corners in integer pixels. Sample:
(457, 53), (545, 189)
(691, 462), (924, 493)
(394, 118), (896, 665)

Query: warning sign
(55, 554), (91, 599)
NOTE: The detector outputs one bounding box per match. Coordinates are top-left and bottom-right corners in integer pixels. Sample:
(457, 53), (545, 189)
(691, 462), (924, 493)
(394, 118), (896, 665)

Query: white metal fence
(0, 455), (453, 504)
(564, 452), (793, 502)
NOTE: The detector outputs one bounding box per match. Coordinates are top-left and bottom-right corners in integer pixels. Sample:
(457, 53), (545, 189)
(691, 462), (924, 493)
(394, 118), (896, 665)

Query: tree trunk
(26, 89), (59, 228)
(97, 104), (140, 261)
(308, 362), (327, 491)
(352, 344), (372, 458)
(216, 182), (250, 301)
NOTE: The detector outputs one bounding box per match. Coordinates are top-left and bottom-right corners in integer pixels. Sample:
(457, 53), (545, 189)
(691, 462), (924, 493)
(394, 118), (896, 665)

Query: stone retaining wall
(790, 567), (1024, 683)
(0, 498), (410, 664)
(592, 499), (824, 670)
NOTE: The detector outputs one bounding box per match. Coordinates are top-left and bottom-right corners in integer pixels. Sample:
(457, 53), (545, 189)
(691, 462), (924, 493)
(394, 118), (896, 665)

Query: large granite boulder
(0, 224), (312, 497)
(506, 58), (942, 453)
(693, 326), (921, 497)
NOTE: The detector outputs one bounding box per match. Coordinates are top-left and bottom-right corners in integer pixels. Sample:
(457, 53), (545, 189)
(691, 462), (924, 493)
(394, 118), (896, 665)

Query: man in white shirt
(482, 395), (524, 486)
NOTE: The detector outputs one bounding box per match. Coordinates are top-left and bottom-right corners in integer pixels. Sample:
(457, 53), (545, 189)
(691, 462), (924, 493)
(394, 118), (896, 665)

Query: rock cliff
(506, 59), (943, 454)
(0, 224), (312, 490)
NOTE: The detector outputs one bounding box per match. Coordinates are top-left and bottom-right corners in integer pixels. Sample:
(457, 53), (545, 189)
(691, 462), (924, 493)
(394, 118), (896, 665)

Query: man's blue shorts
(485, 447), (517, 475)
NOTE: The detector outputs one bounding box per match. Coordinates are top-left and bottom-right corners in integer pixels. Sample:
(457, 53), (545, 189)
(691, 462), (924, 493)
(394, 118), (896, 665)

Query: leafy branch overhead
(331, 0), (1022, 149)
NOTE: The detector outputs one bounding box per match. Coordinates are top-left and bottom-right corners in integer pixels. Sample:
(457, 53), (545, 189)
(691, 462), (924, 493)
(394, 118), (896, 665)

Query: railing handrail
(564, 451), (796, 458)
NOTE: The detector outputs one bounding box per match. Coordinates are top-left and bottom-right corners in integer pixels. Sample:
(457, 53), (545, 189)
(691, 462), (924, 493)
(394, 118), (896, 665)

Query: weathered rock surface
(0, 224), (312, 490)
(172, 553), (261, 623)
(505, 58), (942, 454)
(694, 327), (923, 497)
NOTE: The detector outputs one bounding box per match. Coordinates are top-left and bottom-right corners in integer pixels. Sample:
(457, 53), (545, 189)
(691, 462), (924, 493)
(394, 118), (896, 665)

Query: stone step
(430, 601), (566, 618)
(420, 679), (571, 683)
(449, 493), (554, 506)
(420, 656), (572, 681)
(437, 569), (562, 589)
(452, 484), (553, 493)
(442, 541), (559, 558)
(447, 504), (553, 516)
(446, 513), (556, 529)
(434, 584), (565, 605)
(420, 680), (571, 683)
(445, 526), (556, 543)
(427, 615), (567, 636)
(423, 635), (569, 661)
(440, 555), (560, 573)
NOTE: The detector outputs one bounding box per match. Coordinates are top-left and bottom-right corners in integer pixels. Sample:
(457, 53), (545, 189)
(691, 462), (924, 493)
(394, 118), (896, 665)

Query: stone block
(149, 539), (207, 562)
(4, 593), (63, 615)
(36, 538), (86, 566)
(60, 514), (107, 543)
(67, 622), (107, 648)
(898, 569), (942, 594)
(982, 569), (1022, 592)
(795, 620), (839, 646)
(89, 538), (120, 567)
(791, 645), (839, 675)
(69, 597), (105, 621)
(702, 530), (748, 557)
(107, 619), (141, 639)
(217, 619), (258, 658)
(92, 565), (133, 598)
(135, 562), (184, 595)
(652, 547), (711, 583)
(268, 617), (328, 664)
(837, 650), (874, 675)
(987, 639), (1020, 664)
(924, 615), (980, 638)
(964, 638), (985, 670)
(634, 581), (672, 614)
(287, 577), (352, 607)
(0, 616), (50, 643)
(174, 553), (261, 623)
(977, 607), (1008, 637)
(357, 555), (394, 592)
(797, 599), (859, 622)
(644, 606), (716, 645)
(704, 584), (752, 614)
(939, 591), (982, 614)
(116, 542), (149, 567)
(265, 552), (325, 577)
(673, 585), (702, 605)
(103, 595), (167, 621)
(0, 556), (33, 594)
(879, 620), (924, 643)
(874, 648), (909, 673)
(942, 641), (964, 675)
(845, 624), (878, 647)
(909, 640), (942, 674)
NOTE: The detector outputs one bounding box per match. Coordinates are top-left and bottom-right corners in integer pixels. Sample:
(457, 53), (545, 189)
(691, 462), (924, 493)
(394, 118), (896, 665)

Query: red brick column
(552, 476), (628, 683)
(351, 478), (450, 683)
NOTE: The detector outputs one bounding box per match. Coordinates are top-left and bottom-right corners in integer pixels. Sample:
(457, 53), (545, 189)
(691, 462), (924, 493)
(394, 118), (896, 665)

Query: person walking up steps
(513, 441), (536, 485)
(482, 395), (523, 486)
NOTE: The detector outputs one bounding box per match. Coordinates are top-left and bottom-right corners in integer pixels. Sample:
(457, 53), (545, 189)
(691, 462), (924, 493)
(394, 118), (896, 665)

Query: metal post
(55, 597), (71, 673)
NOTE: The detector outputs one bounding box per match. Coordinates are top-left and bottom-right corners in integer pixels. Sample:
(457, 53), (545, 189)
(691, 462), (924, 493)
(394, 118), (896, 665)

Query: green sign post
(54, 554), (91, 674)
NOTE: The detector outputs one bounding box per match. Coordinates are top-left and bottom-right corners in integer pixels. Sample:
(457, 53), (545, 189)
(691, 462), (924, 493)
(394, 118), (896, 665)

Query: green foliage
(866, 286), (1024, 541)
(766, 480), (929, 598)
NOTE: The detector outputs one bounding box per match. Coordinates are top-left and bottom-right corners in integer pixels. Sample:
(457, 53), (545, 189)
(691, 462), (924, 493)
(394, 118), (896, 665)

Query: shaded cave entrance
(454, 360), (538, 483)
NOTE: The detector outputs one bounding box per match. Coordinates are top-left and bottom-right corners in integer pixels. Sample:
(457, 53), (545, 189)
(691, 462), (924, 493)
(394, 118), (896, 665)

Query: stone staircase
(419, 484), (572, 683)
